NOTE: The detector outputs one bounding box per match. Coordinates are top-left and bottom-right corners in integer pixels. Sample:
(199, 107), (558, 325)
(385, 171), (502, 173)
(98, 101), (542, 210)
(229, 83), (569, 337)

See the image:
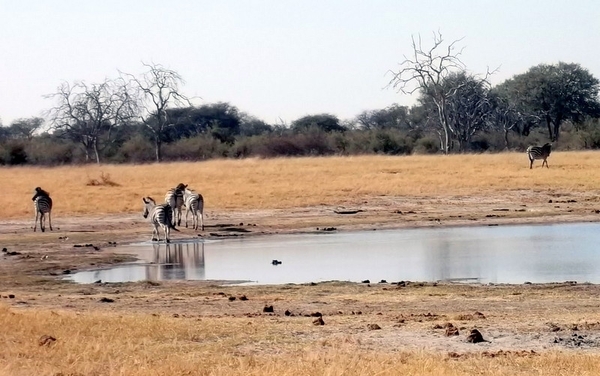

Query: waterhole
(68, 222), (600, 285)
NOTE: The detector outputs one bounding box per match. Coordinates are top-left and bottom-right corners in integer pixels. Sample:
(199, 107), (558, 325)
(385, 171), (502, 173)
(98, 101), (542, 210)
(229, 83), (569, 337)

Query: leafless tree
(122, 63), (191, 162)
(45, 78), (136, 163)
(388, 32), (468, 154)
(443, 72), (492, 151)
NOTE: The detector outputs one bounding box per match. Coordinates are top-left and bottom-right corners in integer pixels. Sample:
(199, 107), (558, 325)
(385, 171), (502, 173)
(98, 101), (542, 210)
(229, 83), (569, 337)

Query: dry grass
(2, 303), (600, 376)
(2, 151), (600, 219)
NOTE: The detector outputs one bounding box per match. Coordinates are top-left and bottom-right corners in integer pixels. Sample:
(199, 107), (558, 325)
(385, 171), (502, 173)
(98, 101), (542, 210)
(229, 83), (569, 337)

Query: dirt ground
(3, 190), (600, 355)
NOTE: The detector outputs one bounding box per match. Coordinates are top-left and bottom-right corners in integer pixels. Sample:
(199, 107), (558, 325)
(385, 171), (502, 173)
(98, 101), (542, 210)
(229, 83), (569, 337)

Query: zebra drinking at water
(164, 183), (186, 227)
(32, 187), (53, 232)
(526, 143), (552, 169)
(142, 197), (179, 243)
(183, 187), (205, 231)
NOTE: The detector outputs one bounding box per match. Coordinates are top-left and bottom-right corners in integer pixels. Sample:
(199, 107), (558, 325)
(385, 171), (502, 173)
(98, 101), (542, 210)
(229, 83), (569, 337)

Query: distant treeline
(1, 60), (599, 165)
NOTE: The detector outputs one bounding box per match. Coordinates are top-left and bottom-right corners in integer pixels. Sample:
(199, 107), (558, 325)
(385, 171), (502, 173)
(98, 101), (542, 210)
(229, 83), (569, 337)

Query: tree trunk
(503, 128), (510, 150)
(545, 116), (554, 142)
(154, 137), (162, 162)
(93, 138), (101, 164)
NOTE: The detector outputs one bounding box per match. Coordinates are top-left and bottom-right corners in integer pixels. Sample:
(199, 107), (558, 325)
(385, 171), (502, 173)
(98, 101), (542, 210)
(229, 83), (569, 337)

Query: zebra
(526, 143), (552, 169)
(142, 197), (180, 243)
(183, 187), (205, 231)
(32, 187), (53, 232)
(164, 183), (186, 227)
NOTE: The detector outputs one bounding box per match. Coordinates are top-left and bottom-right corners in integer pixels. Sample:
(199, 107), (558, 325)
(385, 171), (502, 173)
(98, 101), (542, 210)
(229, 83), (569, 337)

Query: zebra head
(142, 197), (156, 218)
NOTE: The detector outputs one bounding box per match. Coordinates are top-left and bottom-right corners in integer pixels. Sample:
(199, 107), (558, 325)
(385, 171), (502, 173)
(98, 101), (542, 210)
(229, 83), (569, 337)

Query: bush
(113, 135), (155, 163)
(25, 138), (77, 165)
(162, 135), (229, 161)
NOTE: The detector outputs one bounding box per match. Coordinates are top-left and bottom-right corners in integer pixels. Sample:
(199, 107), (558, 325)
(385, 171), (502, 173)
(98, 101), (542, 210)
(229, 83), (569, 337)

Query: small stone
(263, 305), (274, 313)
(313, 317), (325, 325)
(99, 297), (114, 303)
(228, 296), (236, 301)
(367, 323), (381, 330)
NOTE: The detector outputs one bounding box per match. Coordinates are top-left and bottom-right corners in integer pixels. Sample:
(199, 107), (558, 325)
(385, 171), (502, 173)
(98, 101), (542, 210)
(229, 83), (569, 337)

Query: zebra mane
(34, 187), (50, 197)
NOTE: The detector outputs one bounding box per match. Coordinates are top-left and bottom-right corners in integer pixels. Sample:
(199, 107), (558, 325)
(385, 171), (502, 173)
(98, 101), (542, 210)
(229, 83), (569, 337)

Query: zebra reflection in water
(145, 242), (205, 281)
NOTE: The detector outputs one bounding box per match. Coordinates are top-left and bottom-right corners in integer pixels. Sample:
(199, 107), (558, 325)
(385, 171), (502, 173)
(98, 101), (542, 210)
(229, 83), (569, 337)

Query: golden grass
(2, 151), (600, 218)
(2, 304), (600, 376)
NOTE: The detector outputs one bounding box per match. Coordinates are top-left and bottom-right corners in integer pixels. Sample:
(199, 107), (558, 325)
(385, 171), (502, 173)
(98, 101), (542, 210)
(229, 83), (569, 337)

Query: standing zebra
(183, 187), (205, 231)
(164, 183), (186, 227)
(526, 143), (552, 169)
(142, 197), (179, 243)
(32, 187), (53, 232)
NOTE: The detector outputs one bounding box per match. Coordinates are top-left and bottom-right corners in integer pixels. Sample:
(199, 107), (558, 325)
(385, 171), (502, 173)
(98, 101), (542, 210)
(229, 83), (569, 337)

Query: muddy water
(69, 222), (600, 285)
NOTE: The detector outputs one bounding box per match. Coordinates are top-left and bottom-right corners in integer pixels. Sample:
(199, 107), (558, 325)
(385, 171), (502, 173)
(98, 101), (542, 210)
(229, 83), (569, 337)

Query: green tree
(355, 105), (411, 130)
(291, 114), (345, 133)
(497, 62), (600, 141)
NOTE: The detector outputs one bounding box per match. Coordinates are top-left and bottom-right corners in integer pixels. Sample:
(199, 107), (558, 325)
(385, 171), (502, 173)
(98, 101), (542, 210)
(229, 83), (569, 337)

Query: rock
(238, 295), (248, 301)
(473, 311), (486, 319)
(310, 312), (322, 317)
(313, 317), (325, 325)
(445, 323), (459, 336)
(284, 310), (292, 316)
(99, 297), (114, 303)
(228, 296), (236, 301)
(8, 294), (15, 299)
(367, 323), (381, 330)
(466, 328), (485, 343)
(271, 260), (282, 265)
(361, 280), (370, 284)
(263, 305), (274, 313)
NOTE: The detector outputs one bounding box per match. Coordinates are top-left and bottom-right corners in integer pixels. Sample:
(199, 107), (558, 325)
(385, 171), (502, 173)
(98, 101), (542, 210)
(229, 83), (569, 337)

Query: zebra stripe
(164, 185), (186, 227)
(526, 143), (552, 169)
(183, 188), (205, 231)
(143, 197), (179, 242)
(32, 187), (53, 232)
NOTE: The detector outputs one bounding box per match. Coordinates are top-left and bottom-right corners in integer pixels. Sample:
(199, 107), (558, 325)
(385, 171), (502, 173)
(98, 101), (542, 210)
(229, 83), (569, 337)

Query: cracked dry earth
(2, 191), (600, 356)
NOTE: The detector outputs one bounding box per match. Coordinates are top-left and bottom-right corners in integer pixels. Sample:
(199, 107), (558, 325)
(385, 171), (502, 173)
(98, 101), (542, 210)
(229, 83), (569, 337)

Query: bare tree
(122, 63), (191, 162)
(443, 72), (492, 151)
(45, 79), (136, 163)
(388, 32), (468, 154)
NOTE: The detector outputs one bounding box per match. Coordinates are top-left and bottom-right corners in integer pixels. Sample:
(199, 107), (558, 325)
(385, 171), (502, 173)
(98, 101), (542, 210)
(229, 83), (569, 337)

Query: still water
(69, 222), (600, 285)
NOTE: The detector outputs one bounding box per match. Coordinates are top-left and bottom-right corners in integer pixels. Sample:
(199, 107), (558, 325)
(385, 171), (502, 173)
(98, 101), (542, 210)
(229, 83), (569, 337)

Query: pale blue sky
(1, 0), (599, 125)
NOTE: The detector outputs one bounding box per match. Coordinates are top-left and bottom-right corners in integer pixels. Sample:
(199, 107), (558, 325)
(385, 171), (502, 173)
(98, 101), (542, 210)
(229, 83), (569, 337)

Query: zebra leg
(48, 211), (53, 231)
(199, 201), (204, 231)
(34, 211), (38, 232)
(152, 224), (159, 242)
(40, 213), (46, 232)
(177, 208), (181, 227)
(543, 159), (549, 168)
(164, 224), (170, 243)
(184, 207), (189, 228)
(529, 158), (534, 169)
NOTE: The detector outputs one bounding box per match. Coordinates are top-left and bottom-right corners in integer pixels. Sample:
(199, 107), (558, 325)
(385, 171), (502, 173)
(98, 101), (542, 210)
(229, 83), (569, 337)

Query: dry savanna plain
(4, 152), (600, 375)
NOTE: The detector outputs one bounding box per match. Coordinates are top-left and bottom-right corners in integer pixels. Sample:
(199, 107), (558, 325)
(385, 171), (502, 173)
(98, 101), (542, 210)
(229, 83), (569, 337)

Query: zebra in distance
(142, 197), (180, 243)
(183, 187), (205, 231)
(526, 143), (552, 169)
(32, 187), (53, 232)
(164, 183), (186, 227)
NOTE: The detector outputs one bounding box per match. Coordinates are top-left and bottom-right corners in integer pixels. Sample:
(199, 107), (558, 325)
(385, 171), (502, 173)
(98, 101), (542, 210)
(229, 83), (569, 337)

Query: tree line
(1, 34), (600, 165)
